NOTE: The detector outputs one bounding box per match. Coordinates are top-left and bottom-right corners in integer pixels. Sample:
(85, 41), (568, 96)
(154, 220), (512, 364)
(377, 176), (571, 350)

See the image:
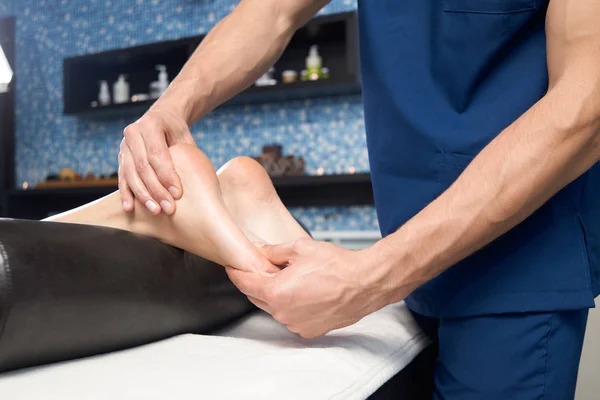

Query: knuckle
(264, 284), (284, 304)
(147, 183), (166, 199)
(267, 283), (292, 306)
(133, 189), (151, 202)
(262, 286), (274, 302)
(118, 171), (129, 186)
(118, 148), (128, 161)
(122, 164), (135, 177)
(147, 144), (163, 158)
(135, 158), (149, 172)
(286, 325), (299, 334)
(123, 124), (136, 138)
(300, 331), (316, 340)
(272, 311), (287, 324)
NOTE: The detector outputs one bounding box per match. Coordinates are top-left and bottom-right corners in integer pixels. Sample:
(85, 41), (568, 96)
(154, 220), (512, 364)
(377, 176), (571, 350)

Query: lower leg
(45, 145), (272, 273)
(44, 192), (170, 238)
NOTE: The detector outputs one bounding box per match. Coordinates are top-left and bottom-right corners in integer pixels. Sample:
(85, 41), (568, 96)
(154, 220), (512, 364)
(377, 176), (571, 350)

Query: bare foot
(217, 157), (310, 246)
(164, 145), (274, 273)
(47, 147), (282, 274)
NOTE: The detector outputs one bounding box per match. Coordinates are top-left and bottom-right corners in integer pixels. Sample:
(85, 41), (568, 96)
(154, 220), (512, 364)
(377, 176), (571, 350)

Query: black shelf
(70, 78), (360, 118)
(274, 172), (373, 207)
(5, 173), (373, 220)
(64, 12), (360, 118)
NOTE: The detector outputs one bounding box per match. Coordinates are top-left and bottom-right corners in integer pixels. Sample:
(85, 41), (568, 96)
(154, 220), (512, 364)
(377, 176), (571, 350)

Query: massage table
(0, 219), (435, 399)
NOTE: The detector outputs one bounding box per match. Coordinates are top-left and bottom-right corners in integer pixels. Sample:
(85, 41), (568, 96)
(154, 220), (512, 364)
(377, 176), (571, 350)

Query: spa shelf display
(63, 12), (360, 117)
(5, 173), (374, 220)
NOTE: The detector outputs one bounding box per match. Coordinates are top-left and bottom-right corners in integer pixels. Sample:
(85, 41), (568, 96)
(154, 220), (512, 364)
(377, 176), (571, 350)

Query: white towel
(0, 301), (428, 400)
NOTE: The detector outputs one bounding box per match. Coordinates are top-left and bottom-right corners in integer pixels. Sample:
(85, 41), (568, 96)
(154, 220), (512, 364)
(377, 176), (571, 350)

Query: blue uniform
(357, 0), (599, 397)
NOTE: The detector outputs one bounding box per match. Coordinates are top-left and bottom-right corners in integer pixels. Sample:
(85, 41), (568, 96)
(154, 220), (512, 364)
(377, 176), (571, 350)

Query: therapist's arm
(225, 0), (599, 339)
(154, 0), (330, 125)
(370, 0), (600, 302)
(118, 0), (330, 215)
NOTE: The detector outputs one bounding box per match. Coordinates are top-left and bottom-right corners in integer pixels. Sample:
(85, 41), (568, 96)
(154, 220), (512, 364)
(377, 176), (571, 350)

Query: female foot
(164, 145), (275, 273)
(217, 156), (310, 246)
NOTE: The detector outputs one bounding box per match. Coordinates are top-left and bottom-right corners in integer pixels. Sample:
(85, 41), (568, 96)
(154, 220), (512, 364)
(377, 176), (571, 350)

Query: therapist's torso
(357, 0), (600, 317)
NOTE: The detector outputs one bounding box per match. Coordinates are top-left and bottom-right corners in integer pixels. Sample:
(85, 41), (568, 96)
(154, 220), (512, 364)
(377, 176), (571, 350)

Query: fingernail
(160, 200), (173, 214)
(145, 200), (159, 213)
(169, 186), (180, 198)
(122, 201), (130, 210)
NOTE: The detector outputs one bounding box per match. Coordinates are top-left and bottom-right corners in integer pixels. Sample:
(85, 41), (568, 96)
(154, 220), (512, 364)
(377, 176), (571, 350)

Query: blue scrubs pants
(410, 309), (589, 399)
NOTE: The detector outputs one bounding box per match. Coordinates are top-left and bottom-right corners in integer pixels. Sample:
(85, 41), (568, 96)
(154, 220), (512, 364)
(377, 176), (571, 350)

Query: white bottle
(98, 80), (111, 106)
(254, 67), (277, 87)
(306, 45), (322, 81)
(150, 65), (170, 98)
(113, 75), (130, 104)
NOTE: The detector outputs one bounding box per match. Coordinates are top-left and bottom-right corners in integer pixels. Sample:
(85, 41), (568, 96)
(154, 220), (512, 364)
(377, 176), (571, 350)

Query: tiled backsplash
(0, 0), (379, 232)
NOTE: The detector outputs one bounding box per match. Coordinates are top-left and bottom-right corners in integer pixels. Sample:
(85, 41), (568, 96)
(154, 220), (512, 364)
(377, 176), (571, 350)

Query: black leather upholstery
(0, 218), (254, 372)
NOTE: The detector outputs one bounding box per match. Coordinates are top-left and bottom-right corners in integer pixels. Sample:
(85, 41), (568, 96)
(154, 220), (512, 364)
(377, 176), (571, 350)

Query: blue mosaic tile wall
(0, 0), (379, 232)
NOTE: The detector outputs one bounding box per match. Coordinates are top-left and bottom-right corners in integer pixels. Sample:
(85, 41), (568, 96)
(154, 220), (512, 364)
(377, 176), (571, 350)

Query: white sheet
(0, 301), (428, 400)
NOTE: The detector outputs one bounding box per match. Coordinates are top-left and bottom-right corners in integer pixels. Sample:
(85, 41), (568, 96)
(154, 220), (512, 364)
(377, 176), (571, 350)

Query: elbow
(593, 112), (600, 160)
(580, 90), (600, 160)
(273, 1), (327, 35)
(586, 100), (600, 160)
(592, 132), (600, 162)
(574, 108), (600, 161)
(272, 10), (297, 38)
(550, 83), (600, 160)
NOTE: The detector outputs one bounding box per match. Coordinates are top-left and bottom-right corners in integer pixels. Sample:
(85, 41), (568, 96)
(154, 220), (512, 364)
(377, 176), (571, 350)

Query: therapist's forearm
(369, 81), (600, 301)
(150, 0), (328, 126)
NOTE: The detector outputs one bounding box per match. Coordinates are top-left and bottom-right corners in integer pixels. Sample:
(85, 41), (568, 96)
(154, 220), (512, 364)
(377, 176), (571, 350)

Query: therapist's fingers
(118, 139), (135, 212)
(123, 125), (173, 215)
(226, 267), (272, 302)
(141, 127), (181, 204)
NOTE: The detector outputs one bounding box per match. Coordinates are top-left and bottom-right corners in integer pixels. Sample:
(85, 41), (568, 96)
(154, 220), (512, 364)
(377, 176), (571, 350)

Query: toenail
(160, 200), (173, 214)
(169, 186), (180, 198)
(145, 200), (159, 213)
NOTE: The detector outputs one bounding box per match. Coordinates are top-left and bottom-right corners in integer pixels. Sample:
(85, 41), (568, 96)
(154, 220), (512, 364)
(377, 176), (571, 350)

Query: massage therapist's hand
(118, 108), (196, 215)
(226, 238), (397, 339)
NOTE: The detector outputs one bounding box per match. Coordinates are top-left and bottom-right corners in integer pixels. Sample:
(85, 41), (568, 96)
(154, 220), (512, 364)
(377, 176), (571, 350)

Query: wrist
(356, 243), (400, 308)
(360, 234), (426, 305)
(150, 79), (207, 126)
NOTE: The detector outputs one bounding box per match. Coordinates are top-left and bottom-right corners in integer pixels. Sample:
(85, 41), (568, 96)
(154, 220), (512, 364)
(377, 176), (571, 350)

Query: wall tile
(0, 0), (379, 232)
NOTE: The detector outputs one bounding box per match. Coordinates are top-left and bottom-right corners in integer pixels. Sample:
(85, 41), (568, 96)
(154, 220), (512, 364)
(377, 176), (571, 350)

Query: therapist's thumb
(262, 238), (313, 266)
(261, 242), (296, 266)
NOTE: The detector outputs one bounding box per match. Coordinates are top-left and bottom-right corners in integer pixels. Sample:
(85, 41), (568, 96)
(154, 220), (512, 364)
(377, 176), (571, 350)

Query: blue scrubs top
(357, 0), (600, 318)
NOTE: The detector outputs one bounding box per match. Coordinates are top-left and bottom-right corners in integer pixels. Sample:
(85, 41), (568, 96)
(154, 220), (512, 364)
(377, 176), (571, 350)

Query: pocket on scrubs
(442, 0), (535, 14)
(434, 0), (542, 112)
(436, 152), (474, 183)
